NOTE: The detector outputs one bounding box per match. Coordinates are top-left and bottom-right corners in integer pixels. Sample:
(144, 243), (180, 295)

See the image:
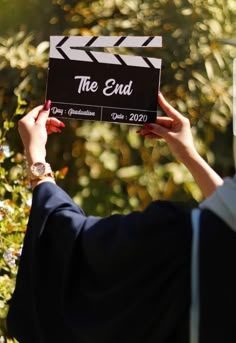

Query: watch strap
(30, 173), (55, 182)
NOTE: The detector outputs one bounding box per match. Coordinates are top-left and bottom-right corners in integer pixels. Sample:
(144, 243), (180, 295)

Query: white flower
(0, 145), (11, 157)
(3, 245), (22, 267)
(3, 248), (16, 267)
(26, 197), (32, 207)
(17, 244), (23, 257)
(0, 200), (14, 214)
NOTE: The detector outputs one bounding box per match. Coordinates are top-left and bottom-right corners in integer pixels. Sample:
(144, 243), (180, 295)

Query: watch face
(31, 162), (46, 177)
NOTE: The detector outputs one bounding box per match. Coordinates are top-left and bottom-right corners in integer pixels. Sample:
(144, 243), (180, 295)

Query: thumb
(36, 100), (51, 124)
(158, 93), (183, 121)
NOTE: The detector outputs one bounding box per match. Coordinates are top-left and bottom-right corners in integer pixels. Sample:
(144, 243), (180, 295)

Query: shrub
(0, 102), (31, 342)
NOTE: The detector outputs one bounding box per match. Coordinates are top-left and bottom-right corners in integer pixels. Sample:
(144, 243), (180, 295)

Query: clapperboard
(46, 36), (162, 125)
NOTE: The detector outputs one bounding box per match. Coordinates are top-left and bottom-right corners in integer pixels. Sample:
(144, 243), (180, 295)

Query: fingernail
(136, 130), (141, 134)
(60, 122), (65, 128)
(43, 100), (51, 111)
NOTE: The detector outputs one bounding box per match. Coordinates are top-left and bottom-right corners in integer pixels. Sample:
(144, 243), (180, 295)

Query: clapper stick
(51, 35), (162, 49)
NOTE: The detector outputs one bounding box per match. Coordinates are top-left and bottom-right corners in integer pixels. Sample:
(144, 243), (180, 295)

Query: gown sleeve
(7, 182), (192, 343)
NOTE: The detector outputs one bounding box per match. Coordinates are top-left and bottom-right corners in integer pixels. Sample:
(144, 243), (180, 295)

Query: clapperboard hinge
(50, 36), (162, 69)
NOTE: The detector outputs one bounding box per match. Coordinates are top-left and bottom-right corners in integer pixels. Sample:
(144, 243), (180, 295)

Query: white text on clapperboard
(74, 76), (133, 96)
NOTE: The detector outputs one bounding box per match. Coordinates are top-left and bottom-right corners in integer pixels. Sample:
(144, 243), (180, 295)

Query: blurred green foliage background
(0, 0), (235, 340)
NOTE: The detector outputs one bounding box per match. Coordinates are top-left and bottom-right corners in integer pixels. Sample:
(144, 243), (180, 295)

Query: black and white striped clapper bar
(46, 36), (162, 125)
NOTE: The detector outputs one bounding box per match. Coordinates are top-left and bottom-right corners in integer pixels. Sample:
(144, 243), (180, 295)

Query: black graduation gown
(7, 182), (191, 343)
(199, 211), (236, 343)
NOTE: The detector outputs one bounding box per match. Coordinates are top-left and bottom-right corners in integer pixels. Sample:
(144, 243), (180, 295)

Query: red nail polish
(43, 100), (51, 111)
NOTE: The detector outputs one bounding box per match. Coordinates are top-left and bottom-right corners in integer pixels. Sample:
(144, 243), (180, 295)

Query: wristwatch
(29, 162), (54, 180)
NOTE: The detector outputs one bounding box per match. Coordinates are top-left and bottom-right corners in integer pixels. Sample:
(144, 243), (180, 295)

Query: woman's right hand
(137, 92), (223, 197)
(138, 93), (198, 164)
